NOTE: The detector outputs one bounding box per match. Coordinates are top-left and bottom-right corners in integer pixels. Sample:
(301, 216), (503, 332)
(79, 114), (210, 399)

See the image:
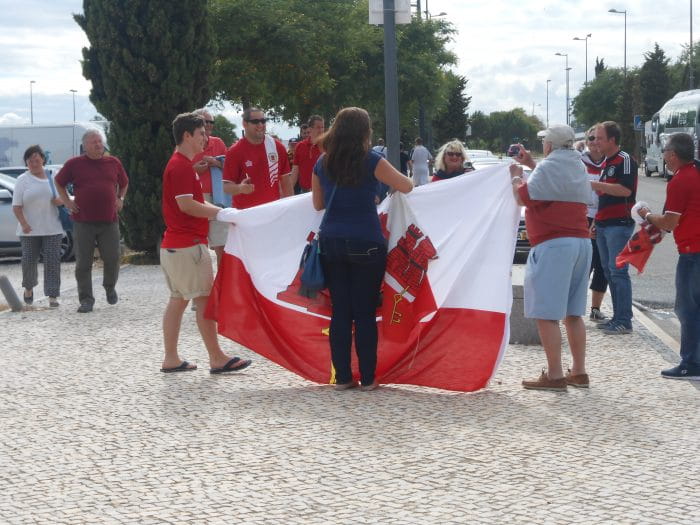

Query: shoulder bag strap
(318, 184), (337, 233)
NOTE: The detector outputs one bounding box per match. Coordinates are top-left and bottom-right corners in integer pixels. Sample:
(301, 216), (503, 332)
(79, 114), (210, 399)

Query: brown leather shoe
(334, 381), (358, 391)
(522, 369), (567, 391)
(565, 369), (590, 388)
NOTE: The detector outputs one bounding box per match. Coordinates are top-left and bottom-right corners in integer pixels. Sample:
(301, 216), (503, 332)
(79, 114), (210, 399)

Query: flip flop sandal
(160, 360), (197, 373)
(210, 357), (252, 374)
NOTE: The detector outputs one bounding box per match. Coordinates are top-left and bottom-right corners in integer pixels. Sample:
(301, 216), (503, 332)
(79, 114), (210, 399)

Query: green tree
(615, 71), (642, 160)
(431, 73), (471, 146)
(670, 41), (700, 93)
(467, 108), (542, 154)
(75, 1), (215, 253)
(639, 43), (671, 118)
(572, 68), (625, 128)
(594, 57), (606, 77)
(210, 0), (456, 143)
(212, 114), (238, 147)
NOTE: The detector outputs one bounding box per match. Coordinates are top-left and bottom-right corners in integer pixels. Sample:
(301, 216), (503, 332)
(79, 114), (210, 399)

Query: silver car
(0, 172), (74, 261)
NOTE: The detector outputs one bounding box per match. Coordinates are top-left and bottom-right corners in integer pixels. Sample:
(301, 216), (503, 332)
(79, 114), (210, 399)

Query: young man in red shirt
(222, 107), (293, 208)
(159, 112), (251, 374)
(290, 115), (324, 193)
(639, 133), (700, 380)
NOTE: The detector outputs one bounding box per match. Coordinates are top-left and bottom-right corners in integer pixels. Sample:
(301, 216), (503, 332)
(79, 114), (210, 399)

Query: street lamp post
(546, 79), (551, 128)
(691, 0), (695, 90)
(608, 8), (627, 77)
(573, 33), (592, 85)
(555, 52), (570, 125)
(69, 89), (77, 122)
(29, 80), (36, 125)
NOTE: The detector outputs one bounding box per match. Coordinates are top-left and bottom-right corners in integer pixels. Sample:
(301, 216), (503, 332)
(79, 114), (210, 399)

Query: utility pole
(383, 0), (401, 170)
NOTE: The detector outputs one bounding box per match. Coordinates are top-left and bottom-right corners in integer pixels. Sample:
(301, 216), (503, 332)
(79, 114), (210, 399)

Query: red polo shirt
(161, 151), (208, 249)
(664, 162), (700, 254)
(292, 138), (322, 190)
(518, 184), (589, 247)
(55, 155), (128, 223)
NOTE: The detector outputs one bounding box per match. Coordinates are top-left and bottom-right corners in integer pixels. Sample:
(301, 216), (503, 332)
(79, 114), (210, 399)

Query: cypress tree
(432, 74), (471, 146)
(74, 1), (215, 253)
(639, 43), (671, 119)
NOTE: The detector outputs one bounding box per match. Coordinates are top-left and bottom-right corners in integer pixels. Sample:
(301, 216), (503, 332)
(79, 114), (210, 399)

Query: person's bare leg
(564, 315), (587, 375)
(536, 319), (564, 379)
(192, 295), (231, 368)
(213, 246), (224, 270)
(591, 290), (605, 310)
(162, 296), (189, 368)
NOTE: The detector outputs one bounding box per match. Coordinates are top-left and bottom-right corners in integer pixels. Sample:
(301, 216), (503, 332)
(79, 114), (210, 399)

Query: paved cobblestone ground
(1, 262), (698, 524)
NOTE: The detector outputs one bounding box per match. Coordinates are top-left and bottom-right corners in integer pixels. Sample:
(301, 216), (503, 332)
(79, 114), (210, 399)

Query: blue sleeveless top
(315, 150), (385, 245)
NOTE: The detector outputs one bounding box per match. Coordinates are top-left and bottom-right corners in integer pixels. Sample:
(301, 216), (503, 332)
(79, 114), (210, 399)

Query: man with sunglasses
(590, 121), (638, 335)
(192, 109), (228, 265)
(223, 107), (293, 209)
(638, 133), (700, 380)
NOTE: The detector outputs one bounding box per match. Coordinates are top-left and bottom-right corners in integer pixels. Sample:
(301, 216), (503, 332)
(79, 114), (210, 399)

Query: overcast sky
(0, 0), (694, 138)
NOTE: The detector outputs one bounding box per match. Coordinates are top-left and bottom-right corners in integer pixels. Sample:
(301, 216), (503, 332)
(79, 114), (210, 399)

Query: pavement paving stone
(1, 262), (698, 523)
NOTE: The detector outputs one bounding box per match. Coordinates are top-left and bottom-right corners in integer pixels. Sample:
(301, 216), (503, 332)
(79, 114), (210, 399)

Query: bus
(643, 89), (700, 180)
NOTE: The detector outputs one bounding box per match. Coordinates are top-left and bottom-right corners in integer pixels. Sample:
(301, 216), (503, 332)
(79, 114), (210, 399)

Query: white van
(0, 122), (108, 167)
(643, 90), (700, 180)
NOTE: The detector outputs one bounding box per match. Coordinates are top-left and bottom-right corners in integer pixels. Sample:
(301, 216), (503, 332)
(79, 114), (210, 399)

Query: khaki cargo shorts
(160, 244), (213, 299)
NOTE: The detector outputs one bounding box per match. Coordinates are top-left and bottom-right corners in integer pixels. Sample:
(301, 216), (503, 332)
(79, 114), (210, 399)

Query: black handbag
(298, 185), (337, 298)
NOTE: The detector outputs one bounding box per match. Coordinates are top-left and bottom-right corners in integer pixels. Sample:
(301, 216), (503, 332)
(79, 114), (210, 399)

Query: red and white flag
(207, 163), (520, 392)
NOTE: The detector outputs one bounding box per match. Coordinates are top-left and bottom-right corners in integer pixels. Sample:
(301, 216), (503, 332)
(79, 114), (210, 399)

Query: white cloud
(0, 113), (28, 125)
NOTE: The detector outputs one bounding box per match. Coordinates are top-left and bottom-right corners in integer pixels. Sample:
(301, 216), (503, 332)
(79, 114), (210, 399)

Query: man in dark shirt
(56, 130), (128, 313)
(590, 121), (638, 335)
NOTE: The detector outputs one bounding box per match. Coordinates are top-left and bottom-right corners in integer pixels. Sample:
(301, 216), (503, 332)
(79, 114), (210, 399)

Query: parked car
(0, 164), (63, 179)
(0, 172), (75, 261)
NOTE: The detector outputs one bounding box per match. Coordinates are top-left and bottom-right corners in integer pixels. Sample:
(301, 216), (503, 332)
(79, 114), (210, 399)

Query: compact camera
(507, 144), (521, 157)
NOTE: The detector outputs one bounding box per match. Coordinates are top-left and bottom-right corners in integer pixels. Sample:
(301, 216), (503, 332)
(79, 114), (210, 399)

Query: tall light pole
(69, 89), (77, 122)
(29, 80), (36, 125)
(555, 52), (570, 125)
(608, 8), (627, 78)
(546, 79), (551, 127)
(573, 33), (592, 85)
(691, 0), (695, 90)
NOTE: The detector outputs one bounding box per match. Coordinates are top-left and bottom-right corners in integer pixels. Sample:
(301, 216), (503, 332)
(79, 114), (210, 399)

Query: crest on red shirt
(245, 160), (253, 167)
(268, 152), (278, 163)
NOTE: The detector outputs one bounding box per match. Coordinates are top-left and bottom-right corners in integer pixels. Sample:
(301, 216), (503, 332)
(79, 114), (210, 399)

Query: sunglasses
(205, 120), (215, 125)
(245, 118), (268, 125)
(446, 151), (463, 158)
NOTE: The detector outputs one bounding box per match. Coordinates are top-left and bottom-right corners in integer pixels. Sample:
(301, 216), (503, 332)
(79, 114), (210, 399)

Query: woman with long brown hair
(311, 107), (413, 391)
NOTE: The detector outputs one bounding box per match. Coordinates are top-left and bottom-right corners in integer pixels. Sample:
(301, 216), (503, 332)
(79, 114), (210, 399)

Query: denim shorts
(524, 237), (592, 320)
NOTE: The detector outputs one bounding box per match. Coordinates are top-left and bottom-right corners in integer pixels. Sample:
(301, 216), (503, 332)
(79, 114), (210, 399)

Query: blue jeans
(596, 223), (634, 327)
(321, 237), (387, 385)
(675, 253), (700, 367)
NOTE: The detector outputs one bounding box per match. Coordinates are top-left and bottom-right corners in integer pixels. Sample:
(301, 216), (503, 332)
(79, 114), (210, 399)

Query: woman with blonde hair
(431, 139), (473, 182)
(311, 107), (413, 391)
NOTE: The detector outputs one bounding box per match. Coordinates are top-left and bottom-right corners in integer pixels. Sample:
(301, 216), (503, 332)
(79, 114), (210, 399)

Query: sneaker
(522, 369), (567, 391)
(106, 288), (118, 305)
(565, 369), (590, 388)
(661, 364), (700, 380)
(360, 381), (379, 392)
(77, 302), (93, 313)
(596, 320), (614, 330)
(589, 308), (608, 323)
(602, 322), (632, 335)
(49, 297), (59, 308)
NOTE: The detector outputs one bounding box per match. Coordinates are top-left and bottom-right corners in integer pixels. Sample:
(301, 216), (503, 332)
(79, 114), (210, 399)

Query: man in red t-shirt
(159, 112), (251, 375)
(55, 129), (128, 313)
(639, 133), (700, 380)
(223, 107), (293, 208)
(192, 109), (228, 265)
(510, 124), (592, 392)
(290, 115), (324, 193)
